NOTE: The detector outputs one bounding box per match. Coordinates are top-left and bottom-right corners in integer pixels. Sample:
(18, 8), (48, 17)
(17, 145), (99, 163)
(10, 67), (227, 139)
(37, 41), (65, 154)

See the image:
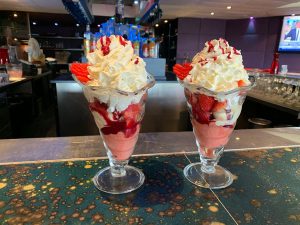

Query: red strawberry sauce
(100, 37), (111, 55)
(89, 99), (140, 138)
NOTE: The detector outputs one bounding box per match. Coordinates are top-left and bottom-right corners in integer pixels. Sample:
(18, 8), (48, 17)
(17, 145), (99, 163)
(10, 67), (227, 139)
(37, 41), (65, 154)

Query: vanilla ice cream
(83, 35), (149, 112)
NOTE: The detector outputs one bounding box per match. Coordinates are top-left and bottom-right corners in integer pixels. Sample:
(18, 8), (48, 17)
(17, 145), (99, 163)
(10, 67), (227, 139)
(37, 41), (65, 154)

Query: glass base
(93, 165), (145, 194)
(183, 162), (233, 189)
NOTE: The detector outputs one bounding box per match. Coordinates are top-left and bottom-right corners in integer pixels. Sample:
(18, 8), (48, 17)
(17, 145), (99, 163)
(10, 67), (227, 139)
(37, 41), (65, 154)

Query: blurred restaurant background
(0, 0), (299, 139)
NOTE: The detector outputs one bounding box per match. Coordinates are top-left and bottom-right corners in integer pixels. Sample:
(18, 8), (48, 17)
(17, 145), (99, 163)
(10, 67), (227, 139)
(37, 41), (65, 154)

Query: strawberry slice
(119, 36), (127, 46)
(173, 63), (193, 80)
(125, 119), (136, 129)
(193, 109), (211, 124)
(70, 63), (90, 84)
(212, 101), (227, 112)
(198, 94), (215, 112)
(237, 79), (247, 87)
(123, 104), (141, 123)
(76, 76), (90, 83)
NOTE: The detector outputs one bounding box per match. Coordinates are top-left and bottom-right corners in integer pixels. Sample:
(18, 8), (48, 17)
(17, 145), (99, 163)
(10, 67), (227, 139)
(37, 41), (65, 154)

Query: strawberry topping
(212, 101), (227, 112)
(134, 58), (139, 64)
(119, 36), (127, 46)
(233, 47), (241, 55)
(100, 37), (111, 55)
(70, 63), (91, 84)
(173, 63), (193, 80)
(208, 41), (214, 52)
(89, 100), (142, 138)
(192, 103), (211, 124)
(219, 46), (225, 54)
(227, 52), (232, 59)
(123, 104), (141, 122)
(198, 94), (216, 112)
(237, 79), (247, 87)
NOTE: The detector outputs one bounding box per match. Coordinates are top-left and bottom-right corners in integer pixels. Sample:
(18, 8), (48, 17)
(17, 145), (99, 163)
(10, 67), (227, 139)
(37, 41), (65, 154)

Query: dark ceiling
(93, 0), (135, 6)
(29, 12), (135, 28)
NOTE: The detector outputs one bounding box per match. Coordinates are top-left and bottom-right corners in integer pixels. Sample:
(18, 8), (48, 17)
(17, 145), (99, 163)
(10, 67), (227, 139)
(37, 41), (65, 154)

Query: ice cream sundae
(70, 35), (155, 194)
(174, 38), (255, 189)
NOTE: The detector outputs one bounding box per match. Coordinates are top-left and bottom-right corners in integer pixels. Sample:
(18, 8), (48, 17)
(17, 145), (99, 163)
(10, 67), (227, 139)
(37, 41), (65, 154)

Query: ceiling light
(133, 0), (139, 5)
(291, 14), (295, 16)
(155, 24), (159, 27)
(250, 16), (254, 20)
(76, 23), (80, 27)
(227, 6), (231, 10)
(164, 20), (168, 23)
(13, 13), (18, 17)
(97, 24), (101, 27)
(210, 12), (215, 16)
(54, 22), (58, 26)
(32, 22), (37, 25)
(14, 38), (18, 41)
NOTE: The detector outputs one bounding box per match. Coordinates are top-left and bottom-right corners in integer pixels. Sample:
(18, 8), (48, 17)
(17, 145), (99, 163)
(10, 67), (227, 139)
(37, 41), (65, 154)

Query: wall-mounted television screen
(278, 15), (300, 52)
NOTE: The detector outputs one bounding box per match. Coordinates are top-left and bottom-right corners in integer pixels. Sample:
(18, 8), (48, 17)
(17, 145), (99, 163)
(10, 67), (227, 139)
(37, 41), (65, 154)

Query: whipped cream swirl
(186, 38), (250, 92)
(86, 35), (148, 92)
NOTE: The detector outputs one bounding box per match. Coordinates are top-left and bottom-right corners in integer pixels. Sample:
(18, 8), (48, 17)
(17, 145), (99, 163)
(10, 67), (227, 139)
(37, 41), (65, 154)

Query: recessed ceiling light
(227, 6), (231, 10)
(133, 0), (139, 5)
(291, 14), (295, 16)
(54, 22), (58, 26)
(76, 23), (80, 27)
(97, 24), (101, 27)
(164, 20), (168, 23)
(32, 22), (37, 25)
(155, 24), (159, 27)
(250, 16), (254, 20)
(210, 12), (215, 16)
(13, 13), (18, 17)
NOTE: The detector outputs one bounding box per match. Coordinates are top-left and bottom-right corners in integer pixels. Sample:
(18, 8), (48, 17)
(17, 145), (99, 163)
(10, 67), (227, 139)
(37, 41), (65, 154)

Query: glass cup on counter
(6, 63), (23, 79)
(73, 73), (155, 194)
(280, 65), (288, 75)
(179, 75), (256, 189)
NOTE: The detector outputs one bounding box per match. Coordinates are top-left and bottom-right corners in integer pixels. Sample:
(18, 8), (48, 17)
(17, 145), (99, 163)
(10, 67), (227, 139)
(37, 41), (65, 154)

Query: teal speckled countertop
(0, 147), (299, 225)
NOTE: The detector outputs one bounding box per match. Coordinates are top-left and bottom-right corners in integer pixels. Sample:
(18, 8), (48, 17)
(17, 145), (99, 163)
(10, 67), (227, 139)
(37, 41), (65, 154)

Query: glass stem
(200, 146), (224, 174)
(109, 158), (128, 177)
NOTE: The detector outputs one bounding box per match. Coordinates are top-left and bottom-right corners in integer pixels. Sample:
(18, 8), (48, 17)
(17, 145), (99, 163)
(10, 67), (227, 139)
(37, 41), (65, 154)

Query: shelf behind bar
(32, 35), (83, 40)
(42, 48), (84, 51)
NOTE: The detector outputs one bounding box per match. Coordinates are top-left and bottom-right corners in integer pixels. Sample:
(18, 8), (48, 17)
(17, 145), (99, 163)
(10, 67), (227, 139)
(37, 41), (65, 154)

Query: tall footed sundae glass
(174, 38), (255, 189)
(70, 35), (155, 194)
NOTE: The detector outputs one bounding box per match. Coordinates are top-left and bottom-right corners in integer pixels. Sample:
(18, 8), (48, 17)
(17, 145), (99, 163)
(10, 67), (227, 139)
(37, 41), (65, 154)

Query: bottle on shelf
(270, 52), (279, 74)
(148, 38), (155, 58)
(133, 38), (140, 56)
(83, 25), (91, 56)
(142, 39), (149, 58)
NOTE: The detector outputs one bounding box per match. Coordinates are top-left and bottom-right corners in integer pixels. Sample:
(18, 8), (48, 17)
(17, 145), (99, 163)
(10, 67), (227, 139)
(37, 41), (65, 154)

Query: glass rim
(72, 72), (156, 96)
(179, 74), (256, 97)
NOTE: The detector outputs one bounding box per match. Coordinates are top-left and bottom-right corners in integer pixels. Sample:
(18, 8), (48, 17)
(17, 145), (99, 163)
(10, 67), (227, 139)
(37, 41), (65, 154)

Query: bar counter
(51, 74), (300, 137)
(0, 128), (299, 224)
